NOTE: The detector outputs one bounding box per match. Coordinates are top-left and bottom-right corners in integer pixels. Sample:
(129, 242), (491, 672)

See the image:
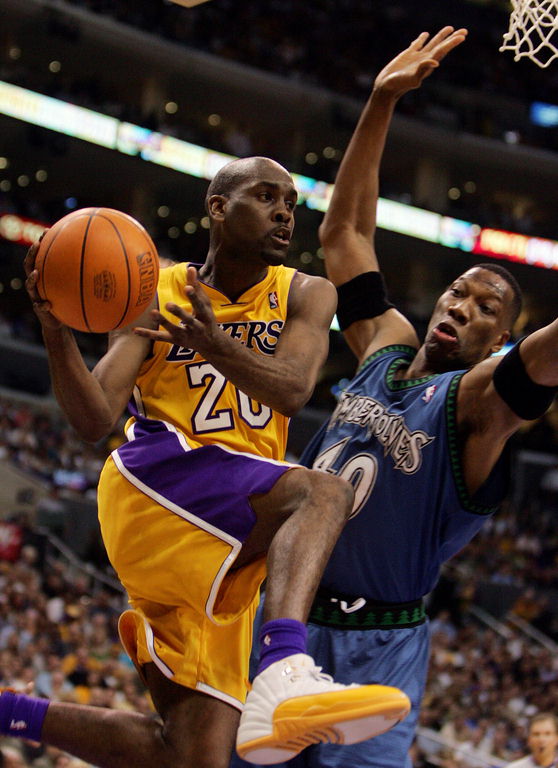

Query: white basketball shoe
(236, 653), (411, 765)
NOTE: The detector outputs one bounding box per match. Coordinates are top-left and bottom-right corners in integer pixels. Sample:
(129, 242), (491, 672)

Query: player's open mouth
(271, 227), (291, 245)
(433, 322), (458, 343)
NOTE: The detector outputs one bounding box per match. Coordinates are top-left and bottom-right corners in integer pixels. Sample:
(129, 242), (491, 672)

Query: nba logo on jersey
(422, 385), (437, 403)
(268, 291), (279, 309)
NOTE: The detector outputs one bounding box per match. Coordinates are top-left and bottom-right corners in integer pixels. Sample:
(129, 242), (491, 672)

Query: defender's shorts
(98, 423), (292, 709)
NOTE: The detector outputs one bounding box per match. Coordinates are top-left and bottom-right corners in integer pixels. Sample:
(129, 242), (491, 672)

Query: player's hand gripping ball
(34, 207), (159, 333)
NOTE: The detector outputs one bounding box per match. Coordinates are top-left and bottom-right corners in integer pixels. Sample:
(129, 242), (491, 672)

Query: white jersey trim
(196, 682), (244, 712)
(142, 616), (174, 679)
(111, 446), (243, 626)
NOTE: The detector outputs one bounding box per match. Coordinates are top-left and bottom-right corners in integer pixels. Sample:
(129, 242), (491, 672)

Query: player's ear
(207, 194), (227, 221)
(489, 329), (511, 356)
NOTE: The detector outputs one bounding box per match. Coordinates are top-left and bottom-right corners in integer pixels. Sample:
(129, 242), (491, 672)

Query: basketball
(35, 207), (160, 333)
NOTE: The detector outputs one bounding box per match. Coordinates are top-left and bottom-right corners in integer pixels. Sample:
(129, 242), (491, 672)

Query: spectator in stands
(506, 713), (558, 767)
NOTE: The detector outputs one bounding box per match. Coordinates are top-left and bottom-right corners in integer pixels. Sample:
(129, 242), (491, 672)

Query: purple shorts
(115, 418), (293, 543)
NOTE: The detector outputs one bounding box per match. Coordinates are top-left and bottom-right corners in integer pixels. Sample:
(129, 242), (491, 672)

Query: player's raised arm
(320, 27), (467, 362)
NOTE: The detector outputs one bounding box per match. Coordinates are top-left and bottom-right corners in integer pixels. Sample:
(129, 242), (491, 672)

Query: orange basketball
(35, 207), (159, 333)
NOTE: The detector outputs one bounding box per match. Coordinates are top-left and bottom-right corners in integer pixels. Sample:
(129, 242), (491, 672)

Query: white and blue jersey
(306, 344), (507, 604)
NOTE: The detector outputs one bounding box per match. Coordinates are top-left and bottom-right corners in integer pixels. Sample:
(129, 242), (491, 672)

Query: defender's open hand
(374, 26), (468, 99)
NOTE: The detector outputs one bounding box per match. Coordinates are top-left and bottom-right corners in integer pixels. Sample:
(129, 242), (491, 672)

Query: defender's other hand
(374, 26), (468, 99)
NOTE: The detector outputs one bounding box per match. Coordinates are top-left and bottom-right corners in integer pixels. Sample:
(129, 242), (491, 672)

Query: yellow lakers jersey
(129, 261), (297, 460)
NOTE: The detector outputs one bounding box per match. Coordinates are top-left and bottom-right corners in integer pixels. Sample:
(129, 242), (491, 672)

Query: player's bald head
(205, 157), (293, 211)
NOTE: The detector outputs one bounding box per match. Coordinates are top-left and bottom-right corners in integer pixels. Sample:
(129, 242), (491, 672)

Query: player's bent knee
(324, 473), (354, 520)
(304, 469), (354, 520)
(253, 466), (354, 527)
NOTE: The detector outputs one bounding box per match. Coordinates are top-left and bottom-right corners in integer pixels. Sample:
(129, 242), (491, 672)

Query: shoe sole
(237, 687), (411, 765)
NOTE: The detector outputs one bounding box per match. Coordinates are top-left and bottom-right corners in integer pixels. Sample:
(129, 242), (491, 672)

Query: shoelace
(309, 666), (334, 684)
(286, 665), (335, 685)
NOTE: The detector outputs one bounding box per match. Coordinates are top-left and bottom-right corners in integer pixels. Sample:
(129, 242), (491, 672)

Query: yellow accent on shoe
(236, 654), (411, 765)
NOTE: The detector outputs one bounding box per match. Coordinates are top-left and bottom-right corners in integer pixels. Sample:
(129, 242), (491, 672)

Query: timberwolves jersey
(129, 261), (296, 460)
(302, 345), (508, 603)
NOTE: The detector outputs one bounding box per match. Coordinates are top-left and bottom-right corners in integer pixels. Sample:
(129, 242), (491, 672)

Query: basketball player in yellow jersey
(130, 257), (295, 457)
(20, 156), (410, 768)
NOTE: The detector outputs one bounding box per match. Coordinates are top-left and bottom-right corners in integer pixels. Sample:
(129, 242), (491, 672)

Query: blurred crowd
(0, 501), (556, 766)
(1, 385), (558, 765)
(414, 620), (558, 766)
(0, 397), (114, 497)
(0, 529), (152, 767)
(449, 500), (558, 625)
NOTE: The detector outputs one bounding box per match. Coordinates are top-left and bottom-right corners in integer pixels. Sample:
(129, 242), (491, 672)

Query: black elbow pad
(336, 272), (394, 331)
(493, 339), (556, 420)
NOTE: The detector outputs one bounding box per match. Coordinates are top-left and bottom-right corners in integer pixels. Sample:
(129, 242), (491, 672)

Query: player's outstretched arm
(458, 321), (558, 495)
(462, 320), (558, 424)
(518, 319), (558, 386)
(320, 27), (467, 361)
(134, 266), (336, 417)
(24, 243), (155, 443)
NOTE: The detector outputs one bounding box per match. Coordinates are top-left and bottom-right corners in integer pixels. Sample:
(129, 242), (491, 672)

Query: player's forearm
(202, 332), (318, 417)
(319, 88), (397, 287)
(42, 326), (114, 442)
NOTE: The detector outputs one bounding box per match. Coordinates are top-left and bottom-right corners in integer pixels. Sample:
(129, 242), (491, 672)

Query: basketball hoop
(500, 0), (558, 68)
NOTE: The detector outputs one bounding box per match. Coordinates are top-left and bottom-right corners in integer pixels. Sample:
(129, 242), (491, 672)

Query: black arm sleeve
(336, 271), (394, 332)
(493, 338), (556, 420)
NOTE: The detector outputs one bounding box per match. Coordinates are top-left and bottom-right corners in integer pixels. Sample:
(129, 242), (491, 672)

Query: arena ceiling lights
(1, 80), (558, 272)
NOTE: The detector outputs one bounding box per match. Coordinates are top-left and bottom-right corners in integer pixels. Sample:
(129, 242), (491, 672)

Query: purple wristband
(0, 692), (50, 742)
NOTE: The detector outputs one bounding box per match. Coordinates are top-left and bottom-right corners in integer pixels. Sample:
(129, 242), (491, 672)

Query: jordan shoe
(236, 653), (411, 765)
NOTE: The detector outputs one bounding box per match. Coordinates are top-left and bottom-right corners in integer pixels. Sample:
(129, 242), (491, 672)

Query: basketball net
(500, 0), (558, 67)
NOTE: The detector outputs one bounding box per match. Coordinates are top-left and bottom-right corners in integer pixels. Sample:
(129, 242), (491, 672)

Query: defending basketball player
(234, 27), (558, 768)
(12, 156), (410, 767)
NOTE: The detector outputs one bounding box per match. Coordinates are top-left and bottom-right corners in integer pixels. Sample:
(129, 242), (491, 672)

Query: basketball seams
(37, 232), (57, 303)
(37, 215), (88, 304)
(96, 211), (132, 331)
(36, 206), (158, 333)
(80, 211), (96, 333)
